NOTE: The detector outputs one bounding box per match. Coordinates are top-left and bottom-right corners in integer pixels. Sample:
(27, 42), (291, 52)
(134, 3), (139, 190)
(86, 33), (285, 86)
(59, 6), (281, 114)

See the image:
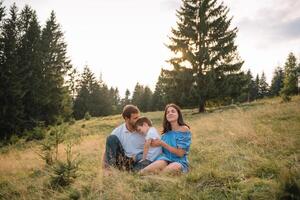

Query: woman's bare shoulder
(179, 125), (190, 132)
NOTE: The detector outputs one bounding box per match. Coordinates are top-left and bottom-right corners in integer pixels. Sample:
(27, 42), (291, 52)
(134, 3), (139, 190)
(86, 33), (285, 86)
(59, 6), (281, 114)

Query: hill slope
(0, 96), (299, 199)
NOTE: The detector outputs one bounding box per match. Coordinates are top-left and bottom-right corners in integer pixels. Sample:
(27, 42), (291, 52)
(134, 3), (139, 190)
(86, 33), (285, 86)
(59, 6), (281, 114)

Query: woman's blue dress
(155, 130), (191, 172)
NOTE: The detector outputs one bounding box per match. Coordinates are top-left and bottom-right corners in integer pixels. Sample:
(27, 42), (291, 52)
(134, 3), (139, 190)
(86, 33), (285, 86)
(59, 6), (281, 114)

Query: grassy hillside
(0, 96), (299, 199)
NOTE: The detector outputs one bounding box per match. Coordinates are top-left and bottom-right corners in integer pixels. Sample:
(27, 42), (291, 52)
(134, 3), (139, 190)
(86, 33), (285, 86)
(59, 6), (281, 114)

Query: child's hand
(151, 139), (162, 147)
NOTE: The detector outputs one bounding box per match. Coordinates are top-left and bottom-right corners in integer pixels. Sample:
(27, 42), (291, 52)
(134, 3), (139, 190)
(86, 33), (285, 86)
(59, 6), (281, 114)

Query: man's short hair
(122, 105), (140, 119)
(135, 116), (152, 127)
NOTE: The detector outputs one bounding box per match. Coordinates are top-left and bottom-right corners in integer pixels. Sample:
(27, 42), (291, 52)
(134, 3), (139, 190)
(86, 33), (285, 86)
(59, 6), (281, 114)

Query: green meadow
(0, 96), (299, 199)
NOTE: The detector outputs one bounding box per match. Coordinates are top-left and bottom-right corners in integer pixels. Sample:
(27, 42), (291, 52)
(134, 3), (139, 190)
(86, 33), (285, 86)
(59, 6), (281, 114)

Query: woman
(140, 103), (191, 174)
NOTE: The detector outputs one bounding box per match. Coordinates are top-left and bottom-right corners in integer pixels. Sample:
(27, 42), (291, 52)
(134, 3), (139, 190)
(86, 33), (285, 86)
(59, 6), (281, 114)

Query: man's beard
(129, 121), (136, 129)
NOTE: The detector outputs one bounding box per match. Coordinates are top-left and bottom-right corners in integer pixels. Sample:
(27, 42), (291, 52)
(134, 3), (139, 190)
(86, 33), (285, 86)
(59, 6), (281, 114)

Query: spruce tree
(153, 68), (195, 108)
(280, 52), (298, 97)
(73, 66), (95, 119)
(121, 89), (131, 107)
(242, 70), (255, 102)
(258, 71), (269, 98)
(270, 66), (284, 96)
(140, 86), (153, 112)
(66, 68), (79, 103)
(109, 87), (121, 114)
(152, 70), (167, 111)
(230, 70), (253, 103)
(18, 6), (42, 129)
(253, 74), (259, 100)
(40, 11), (72, 124)
(0, 4), (25, 139)
(167, 0), (243, 112)
(74, 66), (113, 119)
(132, 83), (144, 110)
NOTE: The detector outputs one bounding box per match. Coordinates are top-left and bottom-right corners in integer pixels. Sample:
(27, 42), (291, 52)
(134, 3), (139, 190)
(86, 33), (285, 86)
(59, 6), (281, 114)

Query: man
(103, 104), (145, 171)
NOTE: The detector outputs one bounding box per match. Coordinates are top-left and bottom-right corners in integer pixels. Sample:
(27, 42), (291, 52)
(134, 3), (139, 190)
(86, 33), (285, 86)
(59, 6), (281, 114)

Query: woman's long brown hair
(162, 103), (189, 134)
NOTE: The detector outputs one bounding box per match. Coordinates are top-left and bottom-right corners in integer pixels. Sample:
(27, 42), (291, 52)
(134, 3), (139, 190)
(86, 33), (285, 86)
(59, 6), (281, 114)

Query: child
(140, 104), (191, 175)
(133, 116), (162, 171)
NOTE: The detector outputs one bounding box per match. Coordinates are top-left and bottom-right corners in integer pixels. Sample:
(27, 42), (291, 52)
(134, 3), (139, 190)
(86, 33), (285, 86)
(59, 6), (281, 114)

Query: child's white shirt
(145, 127), (162, 161)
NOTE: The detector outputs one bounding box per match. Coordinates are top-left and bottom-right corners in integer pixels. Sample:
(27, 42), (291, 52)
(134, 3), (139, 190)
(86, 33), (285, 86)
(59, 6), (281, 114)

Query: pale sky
(3, 0), (300, 97)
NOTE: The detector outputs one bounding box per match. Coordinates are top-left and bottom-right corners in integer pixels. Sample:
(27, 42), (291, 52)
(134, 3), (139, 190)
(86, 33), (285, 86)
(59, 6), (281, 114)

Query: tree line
(0, 3), (73, 141)
(0, 1), (299, 142)
(71, 51), (300, 115)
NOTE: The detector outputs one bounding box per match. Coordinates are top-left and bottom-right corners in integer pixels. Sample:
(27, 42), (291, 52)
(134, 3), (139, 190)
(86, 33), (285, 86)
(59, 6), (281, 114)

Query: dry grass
(0, 96), (299, 199)
(0, 147), (43, 175)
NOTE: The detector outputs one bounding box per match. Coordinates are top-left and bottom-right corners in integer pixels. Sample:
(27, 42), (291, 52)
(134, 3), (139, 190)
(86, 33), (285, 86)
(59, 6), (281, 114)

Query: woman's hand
(151, 139), (162, 147)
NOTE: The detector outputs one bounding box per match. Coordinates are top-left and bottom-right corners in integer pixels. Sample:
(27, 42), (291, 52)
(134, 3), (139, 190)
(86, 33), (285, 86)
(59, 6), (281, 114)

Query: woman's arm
(152, 139), (186, 157)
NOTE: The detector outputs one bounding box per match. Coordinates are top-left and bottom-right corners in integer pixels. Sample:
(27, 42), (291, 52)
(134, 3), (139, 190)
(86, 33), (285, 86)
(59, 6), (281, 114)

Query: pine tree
(140, 86), (153, 112)
(18, 5), (43, 129)
(152, 70), (167, 111)
(121, 89), (131, 107)
(0, 4), (25, 139)
(153, 68), (195, 108)
(270, 66), (284, 96)
(73, 66), (95, 119)
(230, 70), (253, 103)
(242, 70), (255, 102)
(280, 52), (298, 98)
(73, 66), (114, 119)
(132, 83), (144, 110)
(39, 11), (72, 124)
(258, 71), (269, 98)
(109, 87), (121, 114)
(66, 68), (79, 103)
(297, 62), (300, 95)
(253, 74), (259, 100)
(167, 0), (243, 112)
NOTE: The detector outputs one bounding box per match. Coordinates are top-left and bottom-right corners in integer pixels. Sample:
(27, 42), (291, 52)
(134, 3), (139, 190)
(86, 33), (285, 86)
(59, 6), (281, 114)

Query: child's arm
(142, 139), (151, 161)
(152, 139), (186, 157)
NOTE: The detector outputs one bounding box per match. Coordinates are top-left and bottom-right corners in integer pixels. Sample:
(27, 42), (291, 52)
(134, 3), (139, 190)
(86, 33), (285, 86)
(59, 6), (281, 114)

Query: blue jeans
(132, 152), (152, 171)
(105, 135), (135, 171)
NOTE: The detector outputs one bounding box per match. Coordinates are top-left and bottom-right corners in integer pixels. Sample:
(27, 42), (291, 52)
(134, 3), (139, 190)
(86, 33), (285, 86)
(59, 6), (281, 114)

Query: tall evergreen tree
(0, 4), (25, 139)
(297, 62), (300, 95)
(66, 68), (79, 103)
(39, 11), (72, 124)
(152, 70), (167, 111)
(73, 66), (95, 119)
(73, 66), (113, 119)
(109, 87), (121, 114)
(280, 52), (298, 97)
(167, 0), (243, 112)
(121, 89), (131, 107)
(270, 66), (284, 96)
(253, 74), (259, 100)
(241, 70), (256, 102)
(227, 70), (251, 103)
(153, 67), (196, 108)
(258, 71), (269, 98)
(132, 83), (144, 110)
(140, 86), (153, 112)
(18, 6), (43, 129)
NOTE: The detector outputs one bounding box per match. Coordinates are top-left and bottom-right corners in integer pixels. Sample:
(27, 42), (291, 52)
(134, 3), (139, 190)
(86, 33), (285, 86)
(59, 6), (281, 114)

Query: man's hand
(131, 155), (136, 162)
(151, 139), (162, 147)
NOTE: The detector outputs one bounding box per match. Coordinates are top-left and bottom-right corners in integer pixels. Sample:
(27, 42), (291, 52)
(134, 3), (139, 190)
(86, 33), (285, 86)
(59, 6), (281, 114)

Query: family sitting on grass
(102, 104), (191, 175)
